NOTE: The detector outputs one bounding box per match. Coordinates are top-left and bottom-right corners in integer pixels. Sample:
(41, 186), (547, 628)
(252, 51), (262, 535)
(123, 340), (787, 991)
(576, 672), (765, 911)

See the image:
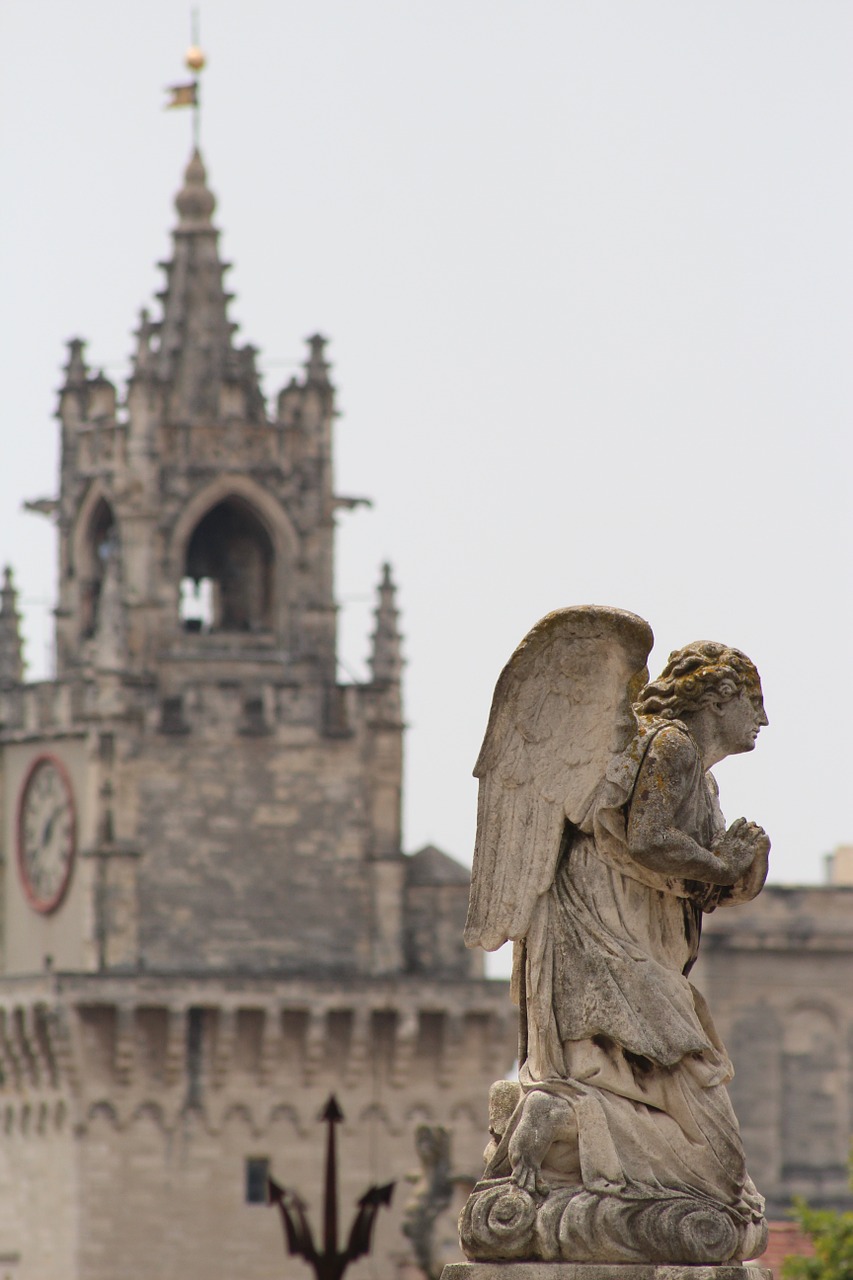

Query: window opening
(245, 1156), (270, 1204)
(183, 498), (274, 633)
(83, 499), (118, 638)
(780, 1008), (846, 1180)
(186, 1008), (204, 1108)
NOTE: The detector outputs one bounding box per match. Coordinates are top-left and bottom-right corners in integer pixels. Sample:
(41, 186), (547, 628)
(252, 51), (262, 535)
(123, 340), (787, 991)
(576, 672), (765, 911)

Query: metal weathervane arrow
(267, 1095), (395, 1280)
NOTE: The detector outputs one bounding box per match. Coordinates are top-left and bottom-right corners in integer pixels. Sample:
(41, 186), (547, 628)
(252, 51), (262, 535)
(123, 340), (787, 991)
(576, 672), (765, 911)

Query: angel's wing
(464, 606), (653, 952)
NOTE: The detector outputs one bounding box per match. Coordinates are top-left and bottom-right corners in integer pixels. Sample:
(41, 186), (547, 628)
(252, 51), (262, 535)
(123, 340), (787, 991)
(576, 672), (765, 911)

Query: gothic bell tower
(54, 152), (340, 688)
(0, 150), (509, 1280)
(6, 150), (415, 978)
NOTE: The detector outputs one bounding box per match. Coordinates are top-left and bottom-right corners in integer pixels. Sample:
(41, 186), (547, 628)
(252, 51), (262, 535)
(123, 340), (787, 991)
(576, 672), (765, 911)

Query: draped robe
(498, 720), (766, 1234)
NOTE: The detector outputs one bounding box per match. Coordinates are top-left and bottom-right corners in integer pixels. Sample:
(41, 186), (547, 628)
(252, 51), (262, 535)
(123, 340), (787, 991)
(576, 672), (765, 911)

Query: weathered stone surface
(442, 1264), (772, 1280)
(461, 613), (771, 1264)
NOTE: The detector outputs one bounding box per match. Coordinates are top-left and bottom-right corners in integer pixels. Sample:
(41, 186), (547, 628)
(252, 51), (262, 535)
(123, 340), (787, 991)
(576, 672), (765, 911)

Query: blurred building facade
(0, 151), (513, 1280)
(694, 853), (853, 1221)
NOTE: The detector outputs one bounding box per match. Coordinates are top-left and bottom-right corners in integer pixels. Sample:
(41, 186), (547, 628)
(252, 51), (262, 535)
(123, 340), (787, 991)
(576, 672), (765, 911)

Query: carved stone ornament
(458, 608), (772, 1268)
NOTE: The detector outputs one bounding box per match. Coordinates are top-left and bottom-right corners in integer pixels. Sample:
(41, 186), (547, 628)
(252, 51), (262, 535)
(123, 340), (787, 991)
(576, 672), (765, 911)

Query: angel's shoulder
(639, 721), (700, 774)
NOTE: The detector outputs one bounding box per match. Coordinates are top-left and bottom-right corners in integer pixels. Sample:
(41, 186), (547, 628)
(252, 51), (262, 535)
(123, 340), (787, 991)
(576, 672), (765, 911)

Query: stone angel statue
(459, 606), (771, 1268)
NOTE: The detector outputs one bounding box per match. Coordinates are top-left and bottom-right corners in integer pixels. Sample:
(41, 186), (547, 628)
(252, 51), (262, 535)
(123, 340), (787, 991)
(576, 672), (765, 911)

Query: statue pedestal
(442, 1266), (771, 1280)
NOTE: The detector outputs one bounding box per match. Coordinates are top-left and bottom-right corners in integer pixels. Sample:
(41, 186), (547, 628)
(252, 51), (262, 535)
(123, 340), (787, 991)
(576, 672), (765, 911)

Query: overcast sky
(2, 3), (851, 952)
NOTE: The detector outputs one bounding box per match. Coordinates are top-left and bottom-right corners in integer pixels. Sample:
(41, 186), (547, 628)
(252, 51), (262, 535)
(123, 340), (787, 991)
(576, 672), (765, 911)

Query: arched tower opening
(81, 498), (118, 639)
(781, 1005), (846, 1181)
(181, 497), (274, 633)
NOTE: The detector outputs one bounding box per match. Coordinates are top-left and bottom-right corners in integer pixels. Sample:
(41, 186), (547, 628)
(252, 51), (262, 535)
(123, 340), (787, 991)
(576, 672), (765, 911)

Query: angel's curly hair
(636, 641), (761, 720)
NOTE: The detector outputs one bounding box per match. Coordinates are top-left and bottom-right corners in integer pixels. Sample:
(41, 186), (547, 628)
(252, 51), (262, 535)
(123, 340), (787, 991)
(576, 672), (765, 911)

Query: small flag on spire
(166, 11), (205, 145)
(165, 82), (198, 109)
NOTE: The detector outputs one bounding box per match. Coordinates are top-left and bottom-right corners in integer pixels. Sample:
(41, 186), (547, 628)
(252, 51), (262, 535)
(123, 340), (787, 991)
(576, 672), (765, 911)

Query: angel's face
(717, 687), (768, 756)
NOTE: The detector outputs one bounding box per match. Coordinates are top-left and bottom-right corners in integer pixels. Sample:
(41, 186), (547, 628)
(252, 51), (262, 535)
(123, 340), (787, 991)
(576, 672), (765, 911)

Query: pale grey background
(2, 3), (851, 972)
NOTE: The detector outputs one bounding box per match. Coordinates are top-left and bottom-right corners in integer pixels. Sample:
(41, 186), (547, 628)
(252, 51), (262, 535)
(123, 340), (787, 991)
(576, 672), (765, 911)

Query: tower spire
(0, 567), (24, 685)
(144, 148), (263, 422)
(369, 563), (403, 685)
(156, 26), (261, 420)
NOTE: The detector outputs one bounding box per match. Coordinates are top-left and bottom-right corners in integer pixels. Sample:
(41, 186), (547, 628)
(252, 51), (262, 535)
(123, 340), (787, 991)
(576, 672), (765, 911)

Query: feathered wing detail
(464, 606), (654, 952)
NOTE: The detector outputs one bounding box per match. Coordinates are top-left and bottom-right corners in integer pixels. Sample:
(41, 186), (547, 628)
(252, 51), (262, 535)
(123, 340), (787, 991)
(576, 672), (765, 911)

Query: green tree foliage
(782, 1192), (853, 1280)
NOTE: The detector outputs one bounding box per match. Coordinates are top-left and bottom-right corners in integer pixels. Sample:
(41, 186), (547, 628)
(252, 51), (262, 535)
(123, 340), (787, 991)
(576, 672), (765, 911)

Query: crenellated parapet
(0, 680), (81, 739)
(0, 672), (392, 745)
(0, 975), (515, 1136)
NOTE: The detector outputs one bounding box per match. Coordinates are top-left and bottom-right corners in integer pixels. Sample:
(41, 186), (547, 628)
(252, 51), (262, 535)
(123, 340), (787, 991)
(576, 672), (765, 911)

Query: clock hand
(39, 805), (65, 850)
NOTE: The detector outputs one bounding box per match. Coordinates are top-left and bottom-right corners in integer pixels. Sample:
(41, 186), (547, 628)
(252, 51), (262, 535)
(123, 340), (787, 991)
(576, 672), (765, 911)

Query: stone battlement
(0, 974), (514, 1133)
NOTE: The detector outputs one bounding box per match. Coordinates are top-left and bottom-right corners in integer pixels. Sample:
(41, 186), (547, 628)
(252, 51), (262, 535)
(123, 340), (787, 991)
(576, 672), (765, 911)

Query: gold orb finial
(185, 44), (206, 73)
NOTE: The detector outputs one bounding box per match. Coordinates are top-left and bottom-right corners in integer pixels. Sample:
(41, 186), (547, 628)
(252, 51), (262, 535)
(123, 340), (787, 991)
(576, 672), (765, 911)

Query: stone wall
(0, 974), (514, 1280)
(694, 885), (853, 1216)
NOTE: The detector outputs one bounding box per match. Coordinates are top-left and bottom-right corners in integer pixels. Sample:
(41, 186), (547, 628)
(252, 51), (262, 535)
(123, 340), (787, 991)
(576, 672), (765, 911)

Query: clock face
(16, 756), (77, 914)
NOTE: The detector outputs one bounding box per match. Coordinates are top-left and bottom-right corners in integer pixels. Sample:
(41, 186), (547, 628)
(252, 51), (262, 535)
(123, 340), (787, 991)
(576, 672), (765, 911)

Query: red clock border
(16, 753), (78, 915)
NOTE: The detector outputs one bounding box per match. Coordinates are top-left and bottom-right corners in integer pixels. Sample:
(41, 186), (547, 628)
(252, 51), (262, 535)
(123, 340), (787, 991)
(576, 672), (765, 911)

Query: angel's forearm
(627, 827), (739, 885)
